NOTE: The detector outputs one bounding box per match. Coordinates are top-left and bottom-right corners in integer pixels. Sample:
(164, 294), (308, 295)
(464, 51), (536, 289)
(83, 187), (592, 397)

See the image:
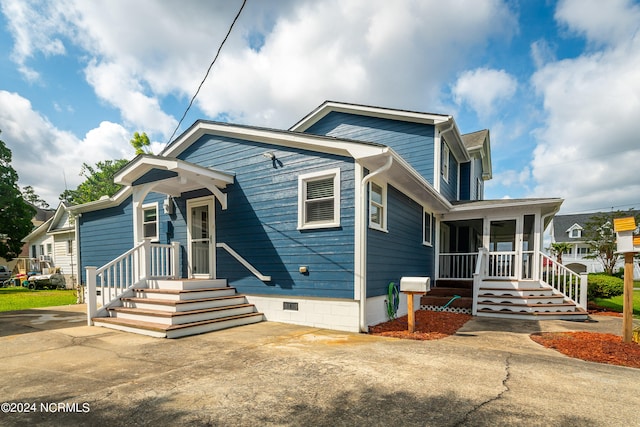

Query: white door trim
(186, 197), (215, 278)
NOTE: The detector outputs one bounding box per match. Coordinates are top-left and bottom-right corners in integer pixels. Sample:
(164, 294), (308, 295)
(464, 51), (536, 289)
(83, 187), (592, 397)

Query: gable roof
(289, 100), (471, 163)
(461, 129), (492, 180)
(552, 210), (640, 242)
(47, 201), (74, 235)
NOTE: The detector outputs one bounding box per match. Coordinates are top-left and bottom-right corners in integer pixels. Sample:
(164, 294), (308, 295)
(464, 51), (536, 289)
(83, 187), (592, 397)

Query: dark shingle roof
(553, 210), (640, 242)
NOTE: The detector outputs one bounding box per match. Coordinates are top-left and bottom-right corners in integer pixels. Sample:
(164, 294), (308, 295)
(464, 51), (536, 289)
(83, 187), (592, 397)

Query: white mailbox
(400, 276), (430, 293)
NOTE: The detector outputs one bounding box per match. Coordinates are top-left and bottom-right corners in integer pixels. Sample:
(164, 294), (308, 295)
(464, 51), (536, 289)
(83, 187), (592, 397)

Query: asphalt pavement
(1, 304), (639, 427)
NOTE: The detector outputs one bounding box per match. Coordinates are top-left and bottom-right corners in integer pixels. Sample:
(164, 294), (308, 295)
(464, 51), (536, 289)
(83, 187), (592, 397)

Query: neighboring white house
(21, 202), (77, 288)
(550, 211), (640, 278)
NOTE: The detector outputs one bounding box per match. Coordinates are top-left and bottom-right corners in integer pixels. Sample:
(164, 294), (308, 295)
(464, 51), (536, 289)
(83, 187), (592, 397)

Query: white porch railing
(439, 252), (478, 279)
(86, 239), (180, 325)
(540, 253), (588, 309)
(486, 251), (516, 278)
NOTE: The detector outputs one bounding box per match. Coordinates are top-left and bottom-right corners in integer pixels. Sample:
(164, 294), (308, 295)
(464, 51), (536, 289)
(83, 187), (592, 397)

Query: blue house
(70, 101), (588, 338)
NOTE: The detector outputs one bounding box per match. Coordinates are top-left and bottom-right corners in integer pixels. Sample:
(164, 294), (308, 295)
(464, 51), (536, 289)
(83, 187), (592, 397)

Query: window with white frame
(423, 210), (433, 246)
(369, 181), (387, 231)
(67, 239), (73, 255)
(298, 169), (341, 229)
(569, 228), (582, 238)
(441, 141), (450, 183)
(142, 203), (159, 241)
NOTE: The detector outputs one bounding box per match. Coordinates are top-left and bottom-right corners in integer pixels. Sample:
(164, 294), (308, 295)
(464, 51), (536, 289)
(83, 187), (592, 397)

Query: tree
(130, 132), (152, 155)
(0, 130), (36, 260)
(549, 242), (573, 264)
(59, 159), (129, 205)
(22, 185), (50, 209)
(582, 209), (640, 275)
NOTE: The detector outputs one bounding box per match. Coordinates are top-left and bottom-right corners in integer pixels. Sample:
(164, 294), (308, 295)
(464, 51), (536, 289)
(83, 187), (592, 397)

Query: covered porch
(429, 199), (588, 319)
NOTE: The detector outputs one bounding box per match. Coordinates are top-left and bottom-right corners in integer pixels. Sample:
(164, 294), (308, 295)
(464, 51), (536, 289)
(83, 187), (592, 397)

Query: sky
(0, 0), (639, 215)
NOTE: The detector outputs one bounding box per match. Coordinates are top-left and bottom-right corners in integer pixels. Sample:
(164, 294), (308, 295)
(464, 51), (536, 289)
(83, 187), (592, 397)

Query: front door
(187, 197), (215, 278)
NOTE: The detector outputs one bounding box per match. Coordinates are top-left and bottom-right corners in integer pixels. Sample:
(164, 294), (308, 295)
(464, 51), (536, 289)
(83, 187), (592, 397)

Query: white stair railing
(539, 253), (588, 309)
(86, 240), (179, 325)
(216, 242), (271, 282)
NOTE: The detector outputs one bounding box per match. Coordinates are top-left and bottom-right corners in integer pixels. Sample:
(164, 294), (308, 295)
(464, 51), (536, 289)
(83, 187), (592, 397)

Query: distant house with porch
(70, 101), (588, 338)
(550, 211), (640, 278)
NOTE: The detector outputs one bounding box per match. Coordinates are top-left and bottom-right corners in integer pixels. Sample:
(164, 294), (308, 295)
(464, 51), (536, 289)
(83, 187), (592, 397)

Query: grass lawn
(0, 287), (77, 312)
(592, 285), (640, 318)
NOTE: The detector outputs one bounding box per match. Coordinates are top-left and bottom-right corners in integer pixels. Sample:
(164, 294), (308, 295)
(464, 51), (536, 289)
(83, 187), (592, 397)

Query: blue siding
(304, 112), (435, 184)
(440, 143), (458, 201)
(367, 185), (433, 298)
(179, 134), (356, 299)
(79, 192), (173, 284)
(460, 162), (471, 200)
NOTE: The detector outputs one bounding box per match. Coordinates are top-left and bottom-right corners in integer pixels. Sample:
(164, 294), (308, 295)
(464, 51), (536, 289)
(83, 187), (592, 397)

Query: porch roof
(114, 155), (235, 197)
(443, 198), (564, 228)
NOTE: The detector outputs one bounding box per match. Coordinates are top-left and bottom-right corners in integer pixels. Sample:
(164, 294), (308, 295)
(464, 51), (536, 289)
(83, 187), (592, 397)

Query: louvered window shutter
(305, 177), (334, 223)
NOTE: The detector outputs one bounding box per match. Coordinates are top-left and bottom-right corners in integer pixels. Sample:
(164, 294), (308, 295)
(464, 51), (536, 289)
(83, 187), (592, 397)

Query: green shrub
(587, 274), (624, 300)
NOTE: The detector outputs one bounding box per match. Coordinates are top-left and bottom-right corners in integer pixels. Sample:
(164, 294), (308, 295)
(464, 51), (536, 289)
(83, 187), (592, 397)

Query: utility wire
(166, 0), (247, 145)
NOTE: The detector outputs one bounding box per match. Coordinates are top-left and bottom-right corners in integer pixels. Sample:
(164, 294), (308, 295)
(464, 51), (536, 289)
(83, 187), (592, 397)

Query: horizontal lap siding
(305, 112), (435, 184)
(440, 148), (458, 201)
(179, 135), (356, 299)
(79, 197), (134, 284)
(367, 186), (433, 298)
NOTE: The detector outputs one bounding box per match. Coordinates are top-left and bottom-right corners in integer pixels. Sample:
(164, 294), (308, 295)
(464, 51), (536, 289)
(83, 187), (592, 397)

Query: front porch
(425, 203), (589, 320)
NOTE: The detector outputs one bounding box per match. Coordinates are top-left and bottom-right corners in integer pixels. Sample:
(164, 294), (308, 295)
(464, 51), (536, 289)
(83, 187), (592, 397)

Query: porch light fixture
(263, 151), (283, 169)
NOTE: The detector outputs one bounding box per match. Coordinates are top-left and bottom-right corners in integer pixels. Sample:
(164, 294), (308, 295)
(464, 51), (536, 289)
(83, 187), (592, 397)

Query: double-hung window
(298, 169), (341, 229)
(441, 141), (450, 183)
(369, 181), (387, 231)
(142, 203), (159, 241)
(423, 209), (433, 246)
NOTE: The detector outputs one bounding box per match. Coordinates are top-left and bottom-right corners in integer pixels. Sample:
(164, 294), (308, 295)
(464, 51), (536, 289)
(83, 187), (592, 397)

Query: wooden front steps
(92, 279), (264, 338)
(420, 279), (473, 313)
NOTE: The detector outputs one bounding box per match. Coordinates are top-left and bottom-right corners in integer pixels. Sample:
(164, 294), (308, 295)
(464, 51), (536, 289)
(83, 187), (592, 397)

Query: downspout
(74, 213), (82, 303)
(359, 153), (393, 332)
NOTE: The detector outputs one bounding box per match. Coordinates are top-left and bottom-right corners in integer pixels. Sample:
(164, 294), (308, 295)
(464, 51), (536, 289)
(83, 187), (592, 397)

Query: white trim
(297, 168), (341, 230)
(353, 165), (364, 301)
(187, 197), (215, 278)
(368, 181), (387, 232)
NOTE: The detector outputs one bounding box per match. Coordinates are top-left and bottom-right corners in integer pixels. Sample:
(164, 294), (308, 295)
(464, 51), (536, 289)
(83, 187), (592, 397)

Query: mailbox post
(613, 217), (639, 343)
(400, 277), (430, 333)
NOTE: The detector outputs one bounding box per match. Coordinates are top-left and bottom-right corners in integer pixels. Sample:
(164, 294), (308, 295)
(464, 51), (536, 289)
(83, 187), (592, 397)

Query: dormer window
(567, 224), (583, 239)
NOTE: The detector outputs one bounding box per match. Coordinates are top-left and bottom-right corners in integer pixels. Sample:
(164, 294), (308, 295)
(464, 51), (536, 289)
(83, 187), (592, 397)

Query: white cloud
(530, 2), (640, 213)
(530, 39), (557, 69)
(452, 68), (518, 119)
(0, 90), (130, 206)
(555, 0), (640, 47)
(2, 0), (517, 132)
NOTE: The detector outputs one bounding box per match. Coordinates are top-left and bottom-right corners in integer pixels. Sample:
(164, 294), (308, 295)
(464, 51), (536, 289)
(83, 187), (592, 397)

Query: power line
(560, 202), (640, 215)
(166, 0), (247, 145)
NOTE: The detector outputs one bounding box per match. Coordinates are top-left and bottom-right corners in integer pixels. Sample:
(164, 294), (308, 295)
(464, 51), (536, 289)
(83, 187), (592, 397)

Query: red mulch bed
(531, 332), (640, 369)
(368, 310), (472, 340)
(369, 310), (640, 369)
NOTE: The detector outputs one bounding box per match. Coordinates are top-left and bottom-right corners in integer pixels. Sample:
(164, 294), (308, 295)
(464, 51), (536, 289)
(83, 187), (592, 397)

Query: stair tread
(121, 295), (243, 306)
(477, 302), (575, 307)
(478, 294), (563, 299)
(109, 303), (254, 317)
(133, 287), (235, 294)
(479, 287), (549, 291)
(93, 312), (264, 332)
(477, 308), (587, 316)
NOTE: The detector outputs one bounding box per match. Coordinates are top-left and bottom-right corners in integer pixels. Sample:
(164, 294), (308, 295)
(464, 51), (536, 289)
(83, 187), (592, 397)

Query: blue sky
(1, 0), (639, 215)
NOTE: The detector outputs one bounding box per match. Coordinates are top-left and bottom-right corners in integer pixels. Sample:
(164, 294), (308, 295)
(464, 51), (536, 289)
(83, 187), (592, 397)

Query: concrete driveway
(1, 305), (639, 427)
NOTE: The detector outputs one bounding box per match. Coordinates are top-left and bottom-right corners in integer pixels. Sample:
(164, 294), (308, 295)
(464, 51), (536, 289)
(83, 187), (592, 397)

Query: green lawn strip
(0, 287), (77, 312)
(592, 288), (640, 318)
